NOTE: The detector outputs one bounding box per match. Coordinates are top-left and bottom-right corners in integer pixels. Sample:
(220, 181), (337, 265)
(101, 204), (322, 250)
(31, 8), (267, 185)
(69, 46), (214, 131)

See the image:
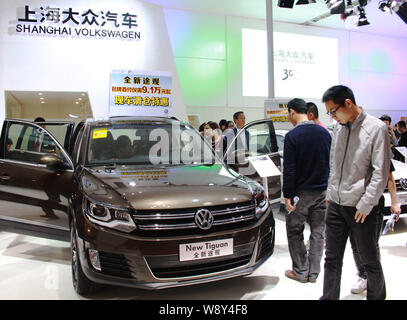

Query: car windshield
(86, 120), (217, 166)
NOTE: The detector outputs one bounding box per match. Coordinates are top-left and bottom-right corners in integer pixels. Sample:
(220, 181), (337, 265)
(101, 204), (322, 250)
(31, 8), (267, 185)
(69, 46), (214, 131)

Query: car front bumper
(75, 208), (275, 290)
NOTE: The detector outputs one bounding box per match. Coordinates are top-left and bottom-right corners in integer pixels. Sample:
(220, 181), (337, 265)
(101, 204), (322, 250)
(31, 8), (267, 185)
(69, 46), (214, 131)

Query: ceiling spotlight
(326, 0), (343, 9)
(358, 7), (370, 26)
(296, 0), (317, 4)
(390, 0), (398, 8)
(328, 0), (346, 14)
(378, 0), (403, 13)
(344, 0), (355, 17)
(396, 2), (407, 24)
(278, 0), (295, 8)
(379, 2), (390, 12)
(377, 1), (407, 24)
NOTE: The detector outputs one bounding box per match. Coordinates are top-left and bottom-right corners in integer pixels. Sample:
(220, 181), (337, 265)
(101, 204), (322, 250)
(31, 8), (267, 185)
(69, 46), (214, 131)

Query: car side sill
(0, 215), (69, 242)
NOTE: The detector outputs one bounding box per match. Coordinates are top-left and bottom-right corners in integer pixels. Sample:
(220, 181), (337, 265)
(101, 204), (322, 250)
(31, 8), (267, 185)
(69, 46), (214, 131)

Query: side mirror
(39, 154), (64, 168)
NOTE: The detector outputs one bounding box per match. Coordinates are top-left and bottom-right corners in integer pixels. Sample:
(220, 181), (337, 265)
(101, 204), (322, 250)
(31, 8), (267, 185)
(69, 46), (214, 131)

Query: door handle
(0, 174), (10, 181)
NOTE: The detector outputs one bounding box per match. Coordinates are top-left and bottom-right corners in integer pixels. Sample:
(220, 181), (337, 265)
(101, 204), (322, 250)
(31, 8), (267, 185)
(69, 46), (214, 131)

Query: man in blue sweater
(283, 98), (331, 283)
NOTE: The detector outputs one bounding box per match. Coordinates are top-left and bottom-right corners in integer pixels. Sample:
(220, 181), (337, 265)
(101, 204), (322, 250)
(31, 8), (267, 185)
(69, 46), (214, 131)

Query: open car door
(223, 119), (282, 208)
(0, 119), (75, 241)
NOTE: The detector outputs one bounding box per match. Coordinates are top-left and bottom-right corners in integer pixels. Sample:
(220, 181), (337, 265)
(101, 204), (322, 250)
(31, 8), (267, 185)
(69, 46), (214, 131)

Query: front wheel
(70, 220), (102, 295)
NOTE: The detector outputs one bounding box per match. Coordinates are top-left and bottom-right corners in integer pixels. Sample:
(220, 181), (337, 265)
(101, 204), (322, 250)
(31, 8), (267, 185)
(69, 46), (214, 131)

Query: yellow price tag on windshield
(93, 128), (108, 139)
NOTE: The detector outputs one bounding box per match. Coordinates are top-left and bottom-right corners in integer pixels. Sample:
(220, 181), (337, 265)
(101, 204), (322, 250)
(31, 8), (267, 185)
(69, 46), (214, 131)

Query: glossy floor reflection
(1, 213), (406, 300)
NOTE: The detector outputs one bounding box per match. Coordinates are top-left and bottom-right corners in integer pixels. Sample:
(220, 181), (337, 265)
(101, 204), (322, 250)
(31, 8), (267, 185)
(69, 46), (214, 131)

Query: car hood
(80, 164), (253, 210)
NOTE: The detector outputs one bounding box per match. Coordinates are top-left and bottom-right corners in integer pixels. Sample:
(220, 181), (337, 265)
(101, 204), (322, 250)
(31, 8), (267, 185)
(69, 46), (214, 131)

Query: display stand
(248, 155), (281, 196)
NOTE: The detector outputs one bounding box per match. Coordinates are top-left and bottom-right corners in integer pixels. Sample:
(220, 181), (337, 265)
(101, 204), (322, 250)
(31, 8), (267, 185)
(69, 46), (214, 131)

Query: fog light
(88, 249), (101, 271)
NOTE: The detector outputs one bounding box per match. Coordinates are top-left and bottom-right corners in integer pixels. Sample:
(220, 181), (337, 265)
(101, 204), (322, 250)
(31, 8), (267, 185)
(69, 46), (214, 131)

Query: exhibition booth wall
(162, 8), (407, 124)
(0, 0), (187, 123)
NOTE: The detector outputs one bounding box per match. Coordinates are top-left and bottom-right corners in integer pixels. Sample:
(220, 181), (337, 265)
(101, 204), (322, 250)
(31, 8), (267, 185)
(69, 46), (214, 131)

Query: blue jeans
(320, 201), (386, 300)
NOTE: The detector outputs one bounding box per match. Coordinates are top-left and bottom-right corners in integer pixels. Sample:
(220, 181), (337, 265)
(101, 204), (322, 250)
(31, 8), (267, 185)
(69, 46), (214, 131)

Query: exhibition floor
(1, 212), (406, 300)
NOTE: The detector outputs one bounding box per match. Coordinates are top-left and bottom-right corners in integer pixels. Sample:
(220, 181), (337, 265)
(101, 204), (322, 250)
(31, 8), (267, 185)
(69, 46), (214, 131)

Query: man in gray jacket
(320, 85), (390, 300)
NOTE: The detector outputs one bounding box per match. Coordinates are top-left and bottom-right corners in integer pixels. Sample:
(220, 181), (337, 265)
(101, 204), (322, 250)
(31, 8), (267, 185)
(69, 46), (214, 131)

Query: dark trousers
(350, 196), (384, 280)
(321, 201), (386, 300)
(286, 190), (326, 280)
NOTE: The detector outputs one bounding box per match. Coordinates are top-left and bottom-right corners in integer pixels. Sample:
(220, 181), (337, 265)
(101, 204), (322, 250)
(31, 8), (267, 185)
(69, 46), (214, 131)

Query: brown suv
(0, 117), (280, 295)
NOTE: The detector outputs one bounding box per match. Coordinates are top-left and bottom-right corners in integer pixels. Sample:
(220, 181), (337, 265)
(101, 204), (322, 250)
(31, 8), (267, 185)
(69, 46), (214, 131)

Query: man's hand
(355, 210), (368, 223)
(391, 203), (401, 221)
(284, 198), (296, 213)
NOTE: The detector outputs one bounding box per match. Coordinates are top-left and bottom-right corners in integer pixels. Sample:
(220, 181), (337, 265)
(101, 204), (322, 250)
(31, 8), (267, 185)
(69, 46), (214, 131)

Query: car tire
(70, 220), (102, 295)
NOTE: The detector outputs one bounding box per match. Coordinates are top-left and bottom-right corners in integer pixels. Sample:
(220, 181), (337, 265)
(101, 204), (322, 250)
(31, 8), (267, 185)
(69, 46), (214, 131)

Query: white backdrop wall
(0, 0), (187, 125)
(163, 8), (407, 126)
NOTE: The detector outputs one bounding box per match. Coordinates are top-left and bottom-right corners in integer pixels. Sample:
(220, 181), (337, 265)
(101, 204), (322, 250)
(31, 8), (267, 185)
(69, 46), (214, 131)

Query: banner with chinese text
(109, 70), (172, 117)
(14, 5), (141, 41)
(264, 98), (292, 130)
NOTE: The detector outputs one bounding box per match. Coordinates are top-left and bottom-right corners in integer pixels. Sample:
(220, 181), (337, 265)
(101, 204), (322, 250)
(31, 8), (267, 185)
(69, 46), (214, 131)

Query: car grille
(98, 251), (133, 279)
(385, 179), (407, 192)
(146, 242), (254, 279)
(256, 228), (274, 262)
(396, 179), (407, 191)
(132, 201), (256, 236)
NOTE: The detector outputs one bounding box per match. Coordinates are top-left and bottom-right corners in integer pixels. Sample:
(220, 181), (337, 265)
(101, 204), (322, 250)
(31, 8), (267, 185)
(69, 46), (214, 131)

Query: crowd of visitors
(198, 112), (246, 156)
(196, 85), (404, 300)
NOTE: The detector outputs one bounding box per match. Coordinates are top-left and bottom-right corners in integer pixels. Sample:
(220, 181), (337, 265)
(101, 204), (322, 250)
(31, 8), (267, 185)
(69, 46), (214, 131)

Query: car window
(246, 123), (277, 155)
(32, 122), (72, 148)
(86, 121), (217, 166)
(276, 134), (285, 152)
(5, 122), (61, 164)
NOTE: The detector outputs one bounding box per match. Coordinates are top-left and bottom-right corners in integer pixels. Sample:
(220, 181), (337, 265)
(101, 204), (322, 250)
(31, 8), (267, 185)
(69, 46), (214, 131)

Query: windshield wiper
(104, 163), (117, 170)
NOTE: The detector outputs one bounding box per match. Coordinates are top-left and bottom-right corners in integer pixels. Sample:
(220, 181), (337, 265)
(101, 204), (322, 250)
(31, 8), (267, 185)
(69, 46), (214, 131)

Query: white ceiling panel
(142, 0), (407, 38)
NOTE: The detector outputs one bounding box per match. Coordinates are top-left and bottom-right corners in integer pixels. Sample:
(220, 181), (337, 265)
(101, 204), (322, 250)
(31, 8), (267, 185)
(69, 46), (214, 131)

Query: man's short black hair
(287, 98), (308, 114)
(397, 120), (406, 129)
(379, 115), (392, 123)
(306, 102), (319, 119)
(219, 119), (227, 127)
(322, 85), (356, 106)
(34, 117), (45, 122)
(233, 111), (244, 120)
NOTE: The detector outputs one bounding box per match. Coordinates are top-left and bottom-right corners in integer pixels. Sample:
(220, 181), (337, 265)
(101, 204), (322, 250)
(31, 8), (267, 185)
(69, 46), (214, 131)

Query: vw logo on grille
(194, 209), (214, 230)
(400, 178), (407, 191)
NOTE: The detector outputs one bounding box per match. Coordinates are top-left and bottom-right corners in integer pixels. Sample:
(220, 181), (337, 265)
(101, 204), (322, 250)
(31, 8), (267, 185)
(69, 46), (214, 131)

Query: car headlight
(248, 182), (269, 219)
(84, 198), (137, 233)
